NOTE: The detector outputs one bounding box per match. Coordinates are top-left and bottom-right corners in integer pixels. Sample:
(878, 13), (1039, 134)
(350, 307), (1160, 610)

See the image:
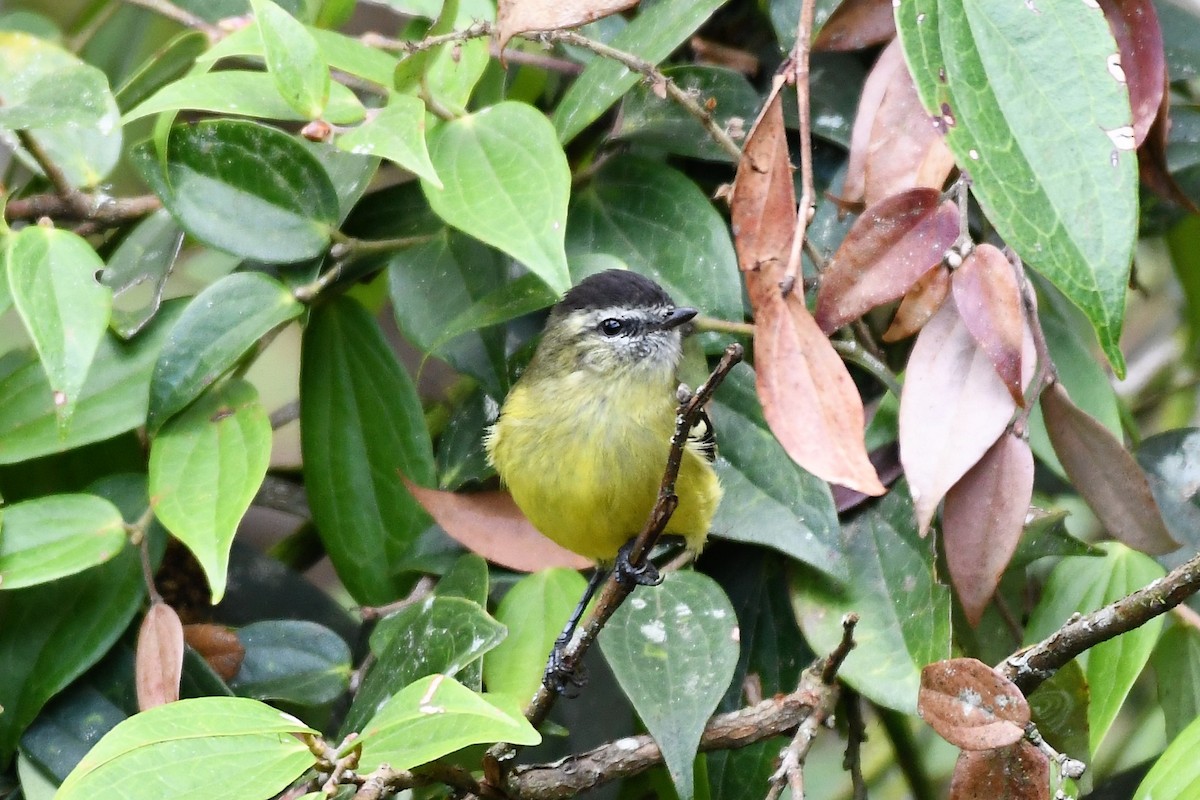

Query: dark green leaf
(300, 297), (436, 604)
(1152, 625), (1200, 740)
(146, 272), (301, 433)
(431, 273), (558, 367)
(1009, 509), (1103, 570)
(0, 494), (126, 590)
(114, 31), (208, 113)
(131, 119), (339, 262)
(1138, 428), (1200, 570)
(791, 485), (952, 713)
(1026, 660), (1089, 765)
(102, 210), (183, 339)
(251, 0), (329, 118)
(148, 379), (272, 603)
(600, 571), (739, 800)
(19, 681), (128, 784)
(436, 388), (496, 490)
(229, 620), (350, 706)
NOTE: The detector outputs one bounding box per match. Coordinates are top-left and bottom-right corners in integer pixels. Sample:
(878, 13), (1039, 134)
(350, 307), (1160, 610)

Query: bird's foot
(542, 636), (588, 695)
(614, 538), (663, 587)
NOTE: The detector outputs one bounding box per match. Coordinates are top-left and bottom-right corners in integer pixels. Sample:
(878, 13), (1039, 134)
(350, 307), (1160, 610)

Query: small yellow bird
(485, 269), (722, 687)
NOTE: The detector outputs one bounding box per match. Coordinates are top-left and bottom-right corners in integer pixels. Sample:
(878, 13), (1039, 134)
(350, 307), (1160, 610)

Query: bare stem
(4, 192), (162, 227)
(780, 0), (817, 295)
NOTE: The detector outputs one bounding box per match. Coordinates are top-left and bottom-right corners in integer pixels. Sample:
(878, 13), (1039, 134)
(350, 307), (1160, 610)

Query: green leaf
(617, 65), (759, 163)
(56, 697), (317, 800)
(791, 485), (952, 713)
(1134, 711), (1200, 800)
(0, 31), (121, 187)
(423, 38), (489, 113)
(229, 620), (351, 706)
(0, 301), (182, 466)
(567, 156), (743, 325)
(300, 297), (436, 605)
(895, 0), (1137, 374)
(199, 24), (399, 89)
(437, 553), (489, 604)
(358, 674), (540, 772)
(341, 595), (507, 736)
(147, 272), (302, 433)
(484, 568), (587, 706)
(131, 119), (339, 262)
(1026, 659), (1089, 765)
(0, 494), (126, 590)
(1137, 428), (1200, 571)
(422, 102), (571, 295)
(432, 273), (559, 355)
(553, 0), (727, 143)
(6, 226), (113, 429)
(251, 0), (329, 118)
(1152, 626), (1200, 740)
(114, 30), (209, 113)
(337, 95), (440, 187)
(599, 571), (739, 800)
(102, 210), (184, 339)
(148, 379), (272, 603)
(121, 70), (364, 126)
(709, 364), (844, 578)
(435, 387), (497, 490)
(1009, 509), (1102, 571)
(1025, 543), (1166, 754)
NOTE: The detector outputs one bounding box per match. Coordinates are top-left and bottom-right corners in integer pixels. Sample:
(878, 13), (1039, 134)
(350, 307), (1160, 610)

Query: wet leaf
(730, 88), (795, 278)
(815, 191), (958, 333)
(951, 243), (1024, 403)
(900, 297), (1017, 533)
(1098, 0), (1165, 147)
(1041, 383), (1178, 555)
(949, 742), (1049, 800)
(813, 0), (895, 51)
(404, 483), (591, 572)
(102, 210), (183, 340)
(919, 657), (1030, 750)
(882, 264), (951, 342)
(135, 602), (184, 710)
(496, 0), (638, 51)
(942, 433), (1033, 626)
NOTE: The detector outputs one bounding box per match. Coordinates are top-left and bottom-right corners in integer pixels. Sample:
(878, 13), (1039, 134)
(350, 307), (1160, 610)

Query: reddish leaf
(405, 482), (593, 571)
(919, 658), (1030, 749)
(730, 86), (795, 276)
(496, 0), (639, 52)
(1138, 86), (1199, 212)
(750, 282), (885, 496)
(951, 244), (1024, 404)
(183, 622), (245, 681)
(832, 442), (903, 512)
(136, 601), (184, 711)
(882, 265), (951, 342)
(813, 0), (896, 51)
(1041, 383), (1179, 554)
(842, 42), (906, 205)
(1098, 0), (1165, 147)
(950, 742), (1050, 800)
(816, 192), (958, 334)
(942, 433), (1034, 626)
(863, 58), (956, 206)
(899, 297), (1017, 533)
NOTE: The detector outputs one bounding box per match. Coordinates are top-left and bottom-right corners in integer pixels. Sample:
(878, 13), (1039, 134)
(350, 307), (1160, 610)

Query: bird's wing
(688, 407), (718, 463)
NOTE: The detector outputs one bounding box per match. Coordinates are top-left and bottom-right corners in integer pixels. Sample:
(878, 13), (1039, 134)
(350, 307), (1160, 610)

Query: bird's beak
(662, 307), (699, 330)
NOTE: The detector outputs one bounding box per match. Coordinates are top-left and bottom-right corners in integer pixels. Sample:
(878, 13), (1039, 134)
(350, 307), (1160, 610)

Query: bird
(485, 269), (722, 689)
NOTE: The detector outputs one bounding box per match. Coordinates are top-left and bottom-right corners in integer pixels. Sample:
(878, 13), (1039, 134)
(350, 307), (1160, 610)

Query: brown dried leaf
(1098, 0), (1165, 147)
(690, 37), (759, 76)
(496, 0), (639, 52)
(1041, 383), (1179, 554)
(943, 433), (1034, 626)
(730, 85), (795, 276)
(136, 601), (184, 711)
(882, 265), (951, 342)
(920, 658), (1030, 750)
(405, 482), (593, 571)
(900, 297), (1017, 533)
(815, 193), (958, 334)
(952, 244), (1025, 404)
(950, 742), (1050, 800)
(183, 622), (245, 681)
(751, 282), (885, 495)
(842, 41), (906, 205)
(813, 0), (896, 51)
(1138, 85), (1199, 212)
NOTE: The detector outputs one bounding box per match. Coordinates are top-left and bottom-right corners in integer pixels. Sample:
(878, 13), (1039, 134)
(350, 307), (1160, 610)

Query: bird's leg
(543, 566), (609, 693)
(613, 534), (686, 587)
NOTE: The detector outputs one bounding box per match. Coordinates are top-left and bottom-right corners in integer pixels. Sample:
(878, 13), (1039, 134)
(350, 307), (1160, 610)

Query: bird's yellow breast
(486, 370), (721, 563)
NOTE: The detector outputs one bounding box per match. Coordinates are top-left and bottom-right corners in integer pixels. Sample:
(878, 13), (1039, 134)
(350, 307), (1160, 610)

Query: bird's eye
(599, 318), (624, 336)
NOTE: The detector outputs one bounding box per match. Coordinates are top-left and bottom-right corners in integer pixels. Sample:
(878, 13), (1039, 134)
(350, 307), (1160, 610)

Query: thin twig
(359, 576), (437, 621)
(362, 21), (492, 55)
(4, 192), (162, 227)
(121, 0), (223, 39)
(780, 0), (817, 295)
(841, 689), (868, 800)
(832, 339), (902, 398)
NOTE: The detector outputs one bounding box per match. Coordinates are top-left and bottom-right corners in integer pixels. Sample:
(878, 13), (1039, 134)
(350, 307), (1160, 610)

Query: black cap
(557, 269), (676, 313)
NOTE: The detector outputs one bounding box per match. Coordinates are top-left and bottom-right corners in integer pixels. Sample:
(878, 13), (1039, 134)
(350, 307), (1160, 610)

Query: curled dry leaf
(882, 264), (950, 342)
(900, 297), (1018, 534)
(842, 41), (906, 206)
(496, 0), (640, 52)
(942, 433), (1034, 627)
(405, 482), (593, 571)
(1138, 85), (1198, 213)
(813, 0), (896, 52)
(1097, 0), (1165, 147)
(951, 243), (1024, 404)
(949, 742), (1050, 800)
(1041, 383), (1179, 555)
(730, 85), (795, 276)
(919, 657), (1030, 750)
(183, 622), (246, 681)
(751, 282), (885, 496)
(136, 601), (185, 711)
(815, 192), (959, 334)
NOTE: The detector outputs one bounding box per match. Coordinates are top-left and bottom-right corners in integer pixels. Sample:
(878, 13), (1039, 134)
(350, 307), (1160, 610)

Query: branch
(4, 190), (162, 227)
(999, 548), (1200, 694)
(781, 0), (817, 295)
